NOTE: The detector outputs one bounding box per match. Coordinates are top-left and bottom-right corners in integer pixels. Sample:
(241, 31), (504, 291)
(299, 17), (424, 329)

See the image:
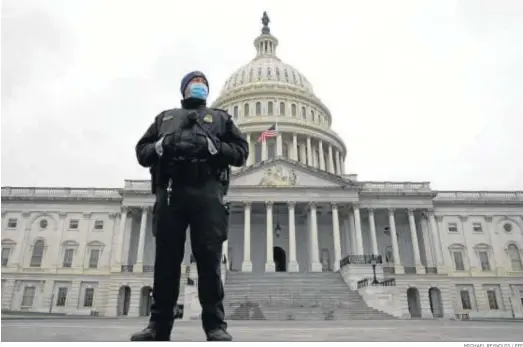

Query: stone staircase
(223, 272), (396, 320)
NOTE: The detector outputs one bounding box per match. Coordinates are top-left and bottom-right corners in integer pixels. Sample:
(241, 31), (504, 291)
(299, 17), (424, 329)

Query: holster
(161, 159), (217, 187)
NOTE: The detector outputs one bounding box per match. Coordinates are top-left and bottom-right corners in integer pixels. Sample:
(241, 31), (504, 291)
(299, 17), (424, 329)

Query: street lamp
(274, 224), (281, 238)
(371, 257), (379, 285)
(274, 204), (282, 238)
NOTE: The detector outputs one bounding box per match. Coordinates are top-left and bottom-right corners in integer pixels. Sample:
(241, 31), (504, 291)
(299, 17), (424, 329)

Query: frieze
(259, 165), (297, 187)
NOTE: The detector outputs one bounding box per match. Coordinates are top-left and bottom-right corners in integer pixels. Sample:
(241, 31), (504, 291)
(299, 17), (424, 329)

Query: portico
(116, 158), (441, 276)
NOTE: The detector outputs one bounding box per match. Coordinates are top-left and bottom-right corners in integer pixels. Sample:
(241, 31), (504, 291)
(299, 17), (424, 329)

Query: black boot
(206, 329), (233, 341)
(130, 322), (172, 341)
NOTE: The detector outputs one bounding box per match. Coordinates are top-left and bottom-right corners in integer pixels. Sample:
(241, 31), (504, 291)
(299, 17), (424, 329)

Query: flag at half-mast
(257, 123), (278, 142)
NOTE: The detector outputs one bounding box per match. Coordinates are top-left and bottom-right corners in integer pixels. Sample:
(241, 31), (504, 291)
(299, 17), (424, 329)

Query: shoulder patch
(210, 108), (230, 120)
(162, 108), (186, 122)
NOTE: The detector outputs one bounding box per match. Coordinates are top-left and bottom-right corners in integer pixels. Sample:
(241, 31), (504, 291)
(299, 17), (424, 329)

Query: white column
(311, 145), (317, 167)
(428, 210), (445, 273)
(408, 209), (425, 273)
(262, 139), (268, 161)
(348, 209), (356, 254)
(276, 133), (283, 157)
(306, 136), (312, 166)
(265, 201), (275, 272)
(292, 133), (298, 161)
(340, 153), (346, 174)
(353, 204), (364, 255)
(318, 140), (326, 170)
(287, 201), (299, 272)
(328, 145), (335, 173)
(309, 203), (322, 272)
(53, 212), (67, 267)
(388, 208), (404, 274)
(331, 203), (342, 271)
(368, 208), (379, 256)
(241, 202), (252, 272)
(134, 207), (149, 272)
(299, 144), (306, 164)
(335, 151), (342, 174)
(11, 212), (31, 268)
(112, 206), (128, 271)
(246, 133), (253, 166)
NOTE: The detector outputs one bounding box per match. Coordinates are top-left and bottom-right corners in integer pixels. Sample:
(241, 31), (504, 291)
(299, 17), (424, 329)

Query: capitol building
(2, 14), (523, 321)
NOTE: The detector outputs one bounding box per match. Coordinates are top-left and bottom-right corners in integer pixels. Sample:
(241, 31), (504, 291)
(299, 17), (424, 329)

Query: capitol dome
(212, 12), (347, 176)
(219, 41), (315, 95)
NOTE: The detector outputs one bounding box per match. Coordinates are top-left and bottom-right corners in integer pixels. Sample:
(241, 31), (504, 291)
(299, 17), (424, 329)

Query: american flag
(257, 124), (278, 142)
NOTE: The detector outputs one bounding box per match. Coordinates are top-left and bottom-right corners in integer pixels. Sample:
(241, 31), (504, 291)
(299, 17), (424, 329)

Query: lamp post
(371, 257), (379, 284)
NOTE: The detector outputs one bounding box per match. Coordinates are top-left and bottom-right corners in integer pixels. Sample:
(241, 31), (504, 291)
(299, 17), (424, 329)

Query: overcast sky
(1, 0), (522, 190)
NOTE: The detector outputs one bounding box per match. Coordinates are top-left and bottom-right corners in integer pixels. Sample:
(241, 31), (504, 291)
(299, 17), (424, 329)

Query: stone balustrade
(435, 191), (523, 202)
(1, 187), (121, 200)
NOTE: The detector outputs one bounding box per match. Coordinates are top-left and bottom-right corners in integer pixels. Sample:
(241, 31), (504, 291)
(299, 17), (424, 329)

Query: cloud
(1, 0), (522, 190)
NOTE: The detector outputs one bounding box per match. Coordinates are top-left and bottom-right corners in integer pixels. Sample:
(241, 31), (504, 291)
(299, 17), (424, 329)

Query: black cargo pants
(149, 178), (228, 334)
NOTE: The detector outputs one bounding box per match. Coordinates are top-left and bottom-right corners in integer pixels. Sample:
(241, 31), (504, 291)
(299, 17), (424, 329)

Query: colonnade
(243, 132), (345, 175)
(228, 202), (443, 274)
(114, 204), (444, 275)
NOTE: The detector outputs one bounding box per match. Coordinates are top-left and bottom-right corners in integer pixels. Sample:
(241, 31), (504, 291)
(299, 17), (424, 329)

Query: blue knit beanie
(180, 71), (209, 96)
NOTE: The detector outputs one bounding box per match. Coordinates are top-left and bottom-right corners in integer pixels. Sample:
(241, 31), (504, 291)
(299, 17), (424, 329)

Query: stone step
(222, 272), (396, 321)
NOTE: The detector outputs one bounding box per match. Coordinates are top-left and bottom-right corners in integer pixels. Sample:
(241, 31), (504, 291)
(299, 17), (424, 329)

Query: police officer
(131, 71), (248, 341)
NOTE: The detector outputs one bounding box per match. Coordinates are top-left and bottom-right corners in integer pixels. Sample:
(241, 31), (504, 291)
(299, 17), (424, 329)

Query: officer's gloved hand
(162, 132), (182, 157)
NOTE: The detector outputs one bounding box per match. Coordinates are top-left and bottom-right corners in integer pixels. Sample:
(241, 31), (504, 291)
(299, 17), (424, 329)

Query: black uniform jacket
(135, 107), (249, 169)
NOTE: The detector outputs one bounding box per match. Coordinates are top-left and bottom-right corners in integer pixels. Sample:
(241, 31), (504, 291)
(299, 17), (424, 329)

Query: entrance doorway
(117, 286), (131, 316)
(407, 287), (421, 318)
(273, 247), (287, 272)
(428, 287), (444, 318)
(139, 286), (153, 316)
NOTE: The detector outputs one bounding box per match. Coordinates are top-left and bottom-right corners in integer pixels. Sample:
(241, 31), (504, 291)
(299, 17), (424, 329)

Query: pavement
(1, 318), (523, 342)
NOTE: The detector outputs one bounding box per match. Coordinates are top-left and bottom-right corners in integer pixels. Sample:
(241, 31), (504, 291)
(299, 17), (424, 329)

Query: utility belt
(155, 158), (228, 205)
(163, 158), (217, 185)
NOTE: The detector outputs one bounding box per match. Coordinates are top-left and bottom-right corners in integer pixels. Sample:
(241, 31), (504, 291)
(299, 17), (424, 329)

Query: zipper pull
(167, 178), (172, 206)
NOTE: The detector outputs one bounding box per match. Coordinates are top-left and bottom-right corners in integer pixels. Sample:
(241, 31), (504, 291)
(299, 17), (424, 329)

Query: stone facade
(2, 13), (523, 319)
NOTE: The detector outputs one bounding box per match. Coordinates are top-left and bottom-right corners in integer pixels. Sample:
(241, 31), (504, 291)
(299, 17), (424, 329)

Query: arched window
(268, 102), (273, 115)
(30, 240), (45, 267)
(508, 244), (523, 271)
(233, 106), (239, 119)
(311, 110), (315, 122)
(301, 106), (307, 119)
(279, 102), (285, 116)
(243, 103), (249, 117)
(256, 102), (261, 116)
(291, 104), (297, 117)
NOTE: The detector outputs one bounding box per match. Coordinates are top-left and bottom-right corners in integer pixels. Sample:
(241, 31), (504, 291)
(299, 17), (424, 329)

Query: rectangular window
(1, 247), (11, 267)
(94, 220), (104, 230)
(62, 249), (74, 268)
(21, 286), (36, 307)
(448, 223), (458, 232)
(69, 219), (79, 230)
(460, 290), (472, 310)
(453, 251), (465, 271)
(88, 249), (100, 269)
(279, 102), (285, 116)
(84, 288), (95, 307)
(486, 290), (499, 310)
(7, 218), (17, 228)
(479, 251), (490, 271)
(56, 287), (68, 307)
(472, 223), (483, 233)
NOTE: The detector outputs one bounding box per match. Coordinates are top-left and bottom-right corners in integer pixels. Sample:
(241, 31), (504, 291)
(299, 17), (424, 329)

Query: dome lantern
(254, 12), (279, 60)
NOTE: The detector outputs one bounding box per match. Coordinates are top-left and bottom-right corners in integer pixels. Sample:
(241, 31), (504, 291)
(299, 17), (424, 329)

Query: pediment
(231, 159), (350, 188)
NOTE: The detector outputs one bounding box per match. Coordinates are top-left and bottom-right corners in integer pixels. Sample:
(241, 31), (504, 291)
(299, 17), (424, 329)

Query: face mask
(187, 82), (208, 100)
